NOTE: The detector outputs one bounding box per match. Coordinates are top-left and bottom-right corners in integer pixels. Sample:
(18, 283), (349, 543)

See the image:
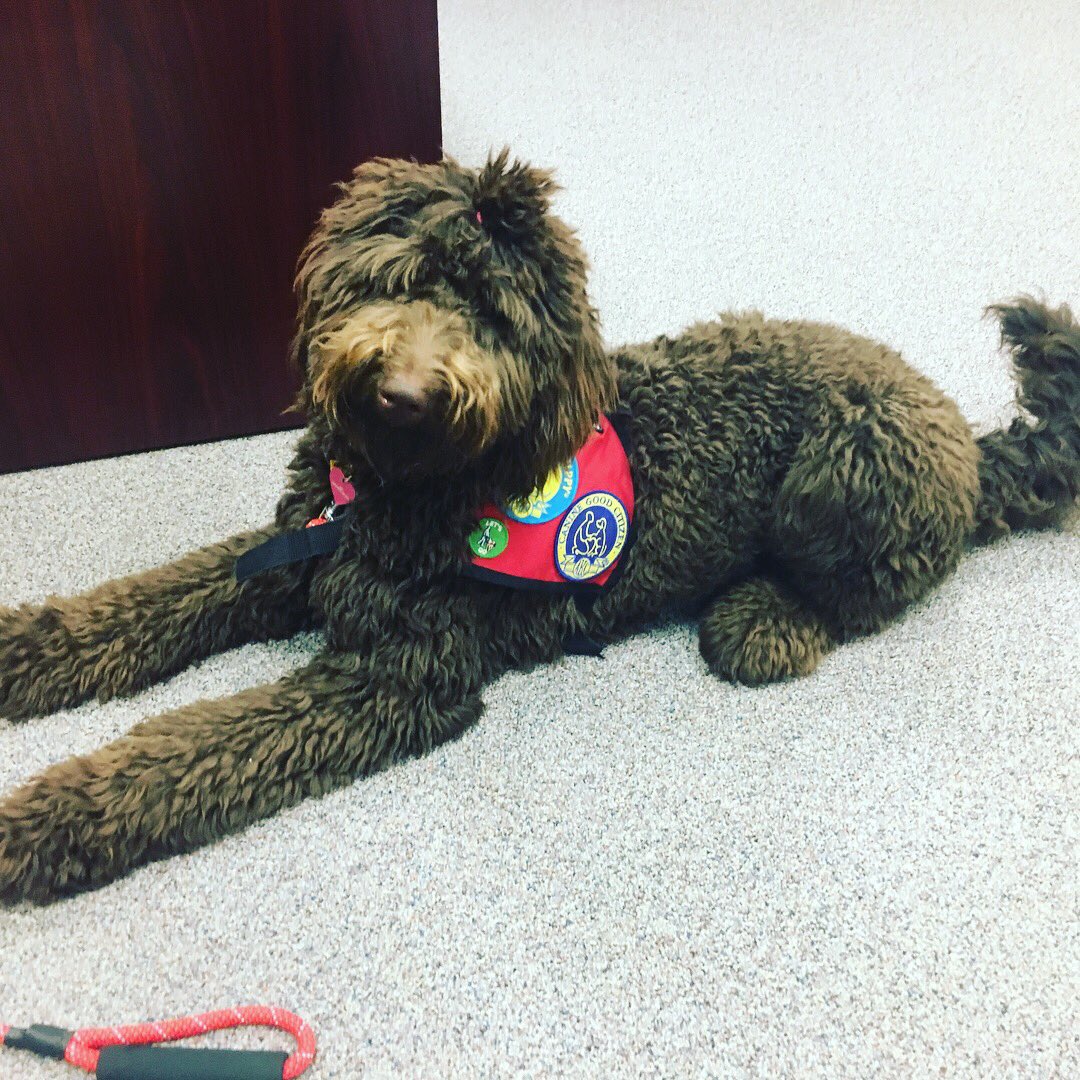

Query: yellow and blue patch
(504, 460), (579, 524)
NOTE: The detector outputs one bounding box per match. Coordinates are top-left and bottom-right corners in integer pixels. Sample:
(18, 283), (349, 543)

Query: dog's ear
(503, 289), (617, 496)
(471, 155), (617, 494)
(548, 302), (618, 472)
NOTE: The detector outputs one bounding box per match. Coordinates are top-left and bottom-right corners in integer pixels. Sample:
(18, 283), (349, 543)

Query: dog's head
(293, 151), (615, 495)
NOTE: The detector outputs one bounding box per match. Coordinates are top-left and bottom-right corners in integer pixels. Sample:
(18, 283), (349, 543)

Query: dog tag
(329, 463), (356, 505)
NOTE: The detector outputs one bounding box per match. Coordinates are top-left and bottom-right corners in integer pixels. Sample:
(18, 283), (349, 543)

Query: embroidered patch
(555, 492), (629, 582)
(469, 517), (510, 559)
(504, 460), (579, 524)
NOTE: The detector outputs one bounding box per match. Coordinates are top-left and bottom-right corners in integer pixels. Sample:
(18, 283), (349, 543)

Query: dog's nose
(375, 375), (430, 427)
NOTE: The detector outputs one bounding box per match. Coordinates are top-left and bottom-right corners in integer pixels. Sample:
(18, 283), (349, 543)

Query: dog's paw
(0, 604), (38, 720)
(0, 785), (79, 904)
(0, 603), (48, 719)
(708, 627), (825, 686)
(0, 768), (122, 904)
(0, 601), (80, 721)
(700, 578), (832, 686)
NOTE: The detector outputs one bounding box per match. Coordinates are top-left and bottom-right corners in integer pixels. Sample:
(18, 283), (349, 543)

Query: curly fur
(1, 152), (1077, 903)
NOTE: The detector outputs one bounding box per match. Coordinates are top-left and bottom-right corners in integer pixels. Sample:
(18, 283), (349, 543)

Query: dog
(1, 151), (1077, 903)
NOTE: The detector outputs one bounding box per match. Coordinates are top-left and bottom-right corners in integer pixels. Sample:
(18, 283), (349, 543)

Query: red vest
(463, 413), (635, 595)
(243, 413), (636, 600)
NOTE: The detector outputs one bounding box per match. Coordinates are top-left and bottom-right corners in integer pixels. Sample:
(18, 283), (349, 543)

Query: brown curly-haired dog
(1, 153), (1078, 903)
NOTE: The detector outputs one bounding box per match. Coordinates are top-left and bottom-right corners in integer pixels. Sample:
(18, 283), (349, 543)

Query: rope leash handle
(1, 1005), (315, 1079)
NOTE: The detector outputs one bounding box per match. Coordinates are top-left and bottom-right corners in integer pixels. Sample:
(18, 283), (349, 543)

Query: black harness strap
(234, 512), (352, 582)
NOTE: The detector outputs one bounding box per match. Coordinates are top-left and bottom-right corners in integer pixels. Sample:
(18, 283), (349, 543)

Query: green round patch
(469, 517), (509, 559)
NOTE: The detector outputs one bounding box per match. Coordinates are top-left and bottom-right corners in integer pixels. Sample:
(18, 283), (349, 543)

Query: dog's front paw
(0, 767), (125, 904)
(0, 602), (74, 721)
(0, 604), (34, 717)
(0, 785), (82, 904)
(700, 578), (832, 686)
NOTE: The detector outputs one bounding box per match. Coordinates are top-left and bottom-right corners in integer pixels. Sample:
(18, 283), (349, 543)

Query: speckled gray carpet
(2, 1), (1078, 1076)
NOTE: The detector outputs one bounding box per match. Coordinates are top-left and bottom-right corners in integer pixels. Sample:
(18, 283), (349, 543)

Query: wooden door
(0, 0), (441, 473)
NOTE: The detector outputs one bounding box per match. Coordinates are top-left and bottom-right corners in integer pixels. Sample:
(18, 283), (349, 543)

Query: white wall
(439, 0), (1080, 426)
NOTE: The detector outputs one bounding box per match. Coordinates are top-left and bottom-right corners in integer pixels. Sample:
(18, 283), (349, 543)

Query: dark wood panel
(0, 0), (441, 473)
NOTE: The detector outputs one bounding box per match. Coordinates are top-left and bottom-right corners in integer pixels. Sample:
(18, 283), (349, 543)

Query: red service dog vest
(234, 414), (635, 603)
(463, 413), (635, 595)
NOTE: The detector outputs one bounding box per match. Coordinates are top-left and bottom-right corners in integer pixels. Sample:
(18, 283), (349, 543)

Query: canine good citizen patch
(555, 492), (629, 581)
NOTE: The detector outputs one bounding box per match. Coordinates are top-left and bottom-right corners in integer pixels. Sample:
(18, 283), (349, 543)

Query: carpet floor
(1, 1), (1077, 1075)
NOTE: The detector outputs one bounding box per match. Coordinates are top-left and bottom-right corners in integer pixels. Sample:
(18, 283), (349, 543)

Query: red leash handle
(2, 1005), (316, 1078)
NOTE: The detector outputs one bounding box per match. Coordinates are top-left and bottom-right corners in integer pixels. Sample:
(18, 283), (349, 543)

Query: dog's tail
(971, 296), (1080, 545)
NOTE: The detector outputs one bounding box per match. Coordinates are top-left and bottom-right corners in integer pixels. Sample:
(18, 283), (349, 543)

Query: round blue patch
(555, 491), (629, 582)
(504, 459), (579, 524)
